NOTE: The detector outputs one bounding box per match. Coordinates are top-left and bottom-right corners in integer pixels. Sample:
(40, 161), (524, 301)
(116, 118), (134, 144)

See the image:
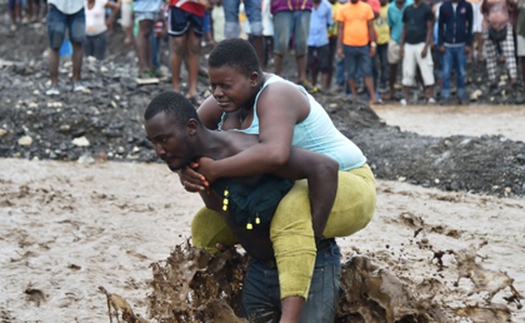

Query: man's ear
(249, 71), (260, 87)
(186, 118), (199, 136)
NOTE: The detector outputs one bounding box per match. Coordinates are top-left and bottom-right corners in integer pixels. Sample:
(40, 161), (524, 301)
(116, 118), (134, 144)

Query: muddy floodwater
(372, 104), (525, 142)
(1, 12), (524, 322)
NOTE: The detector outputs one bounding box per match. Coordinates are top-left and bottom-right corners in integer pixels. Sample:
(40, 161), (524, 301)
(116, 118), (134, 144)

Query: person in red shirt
(168, 0), (209, 105)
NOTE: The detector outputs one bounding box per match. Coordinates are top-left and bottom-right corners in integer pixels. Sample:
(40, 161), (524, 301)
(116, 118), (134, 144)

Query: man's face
(395, 0), (405, 8)
(144, 112), (197, 172)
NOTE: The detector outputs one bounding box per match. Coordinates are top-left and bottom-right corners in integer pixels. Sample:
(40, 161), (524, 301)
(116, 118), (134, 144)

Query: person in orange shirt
(336, 0), (378, 104)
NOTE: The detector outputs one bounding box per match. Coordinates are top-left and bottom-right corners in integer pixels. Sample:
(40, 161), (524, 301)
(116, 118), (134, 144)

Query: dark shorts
(343, 44), (373, 78)
(9, 0), (22, 10)
(168, 7), (204, 37)
(47, 5), (86, 49)
(307, 44), (331, 73)
(84, 30), (108, 61)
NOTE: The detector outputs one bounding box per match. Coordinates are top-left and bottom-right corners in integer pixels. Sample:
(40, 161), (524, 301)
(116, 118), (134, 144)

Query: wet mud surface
(0, 10), (524, 323)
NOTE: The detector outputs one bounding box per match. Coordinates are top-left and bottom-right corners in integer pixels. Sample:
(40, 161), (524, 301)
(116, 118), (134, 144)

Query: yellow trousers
(191, 163), (376, 299)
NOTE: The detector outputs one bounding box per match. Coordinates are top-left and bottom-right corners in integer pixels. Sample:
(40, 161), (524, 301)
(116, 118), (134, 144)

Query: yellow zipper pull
(246, 222), (253, 230)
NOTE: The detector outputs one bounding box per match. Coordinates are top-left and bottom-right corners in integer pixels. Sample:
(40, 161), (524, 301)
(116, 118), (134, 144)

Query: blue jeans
(273, 10), (311, 56)
(47, 5), (86, 49)
(372, 43), (389, 90)
(336, 56), (345, 86)
(224, 0), (263, 37)
(242, 239), (341, 323)
(441, 45), (467, 99)
(343, 44), (373, 79)
(150, 31), (161, 69)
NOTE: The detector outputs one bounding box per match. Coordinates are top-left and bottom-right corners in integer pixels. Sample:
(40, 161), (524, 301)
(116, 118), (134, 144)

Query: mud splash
(104, 240), (520, 323)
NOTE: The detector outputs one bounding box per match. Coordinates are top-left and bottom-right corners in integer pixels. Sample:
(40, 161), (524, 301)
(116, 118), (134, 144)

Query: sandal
(187, 94), (205, 106)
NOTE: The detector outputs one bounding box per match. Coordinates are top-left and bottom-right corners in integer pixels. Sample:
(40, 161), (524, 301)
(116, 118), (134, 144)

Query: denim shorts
(47, 5), (86, 49)
(134, 10), (159, 22)
(242, 239), (341, 323)
(273, 10), (311, 56)
(223, 0), (263, 37)
(343, 44), (373, 78)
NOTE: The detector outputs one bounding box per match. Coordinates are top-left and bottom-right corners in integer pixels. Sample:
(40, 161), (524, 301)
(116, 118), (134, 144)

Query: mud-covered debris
(142, 241), (522, 323)
(454, 246), (516, 303)
(147, 241), (247, 323)
(99, 286), (148, 323)
(24, 288), (45, 307)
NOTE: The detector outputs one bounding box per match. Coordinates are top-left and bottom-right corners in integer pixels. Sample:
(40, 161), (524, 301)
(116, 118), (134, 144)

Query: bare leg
(296, 55), (307, 83)
(26, 0), (34, 21)
(251, 35), (266, 69)
(423, 85), (434, 101)
(274, 53), (283, 75)
(33, 1), (40, 20)
(403, 86), (410, 103)
(321, 72), (329, 91)
(170, 34), (187, 92)
(49, 48), (60, 85)
(71, 42), (83, 83)
(348, 78), (357, 97)
(185, 30), (202, 99)
(364, 76), (376, 103)
(385, 62), (398, 100)
(14, 3), (22, 24)
(521, 58), (525, 87)
(136, 19), (154, 73)
(477, 33), (485, 61)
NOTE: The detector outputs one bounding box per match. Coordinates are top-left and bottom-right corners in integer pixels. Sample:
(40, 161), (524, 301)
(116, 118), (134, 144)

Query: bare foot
(478, 53), (486, 62)
(383, 92), (395, 100)
(124, 36), (133, 48)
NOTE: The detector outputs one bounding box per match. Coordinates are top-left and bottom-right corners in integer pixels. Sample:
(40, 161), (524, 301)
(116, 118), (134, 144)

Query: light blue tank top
(219, 75), (366, 171)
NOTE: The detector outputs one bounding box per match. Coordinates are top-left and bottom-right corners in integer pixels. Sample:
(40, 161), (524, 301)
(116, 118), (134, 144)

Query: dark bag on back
(212, 175), (294, 231)
(489, 25), (507, 42)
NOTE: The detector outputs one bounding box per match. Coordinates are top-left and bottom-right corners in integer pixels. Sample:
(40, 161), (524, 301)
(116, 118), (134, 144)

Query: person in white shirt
(84, 0), (121, 61)
(45, 0), (86, 95)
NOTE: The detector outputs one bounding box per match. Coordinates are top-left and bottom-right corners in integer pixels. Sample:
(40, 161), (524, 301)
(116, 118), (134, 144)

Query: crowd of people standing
(20, 0), (525, 105)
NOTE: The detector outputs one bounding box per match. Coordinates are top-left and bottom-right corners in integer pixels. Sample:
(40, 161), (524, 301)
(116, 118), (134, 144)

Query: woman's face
(208, 65), (258, 113)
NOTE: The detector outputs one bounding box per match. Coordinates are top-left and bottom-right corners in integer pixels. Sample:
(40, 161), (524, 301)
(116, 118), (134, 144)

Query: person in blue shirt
(306, 0), (333, 91)
(384, 0), (413, 101)
(437, 0), (473, 105)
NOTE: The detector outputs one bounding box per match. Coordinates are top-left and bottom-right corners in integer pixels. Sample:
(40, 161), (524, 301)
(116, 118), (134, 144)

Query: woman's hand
(195, 157), (218, 184)
(179, 162), (208, 192)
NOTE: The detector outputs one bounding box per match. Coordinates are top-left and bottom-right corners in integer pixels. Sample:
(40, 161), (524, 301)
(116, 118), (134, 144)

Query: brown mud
(0, 159), (523, 322)
(0, 7), (524, 322)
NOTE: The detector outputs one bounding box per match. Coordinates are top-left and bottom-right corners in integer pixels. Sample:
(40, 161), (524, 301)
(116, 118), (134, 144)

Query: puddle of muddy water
(372, 104), (525, 142)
